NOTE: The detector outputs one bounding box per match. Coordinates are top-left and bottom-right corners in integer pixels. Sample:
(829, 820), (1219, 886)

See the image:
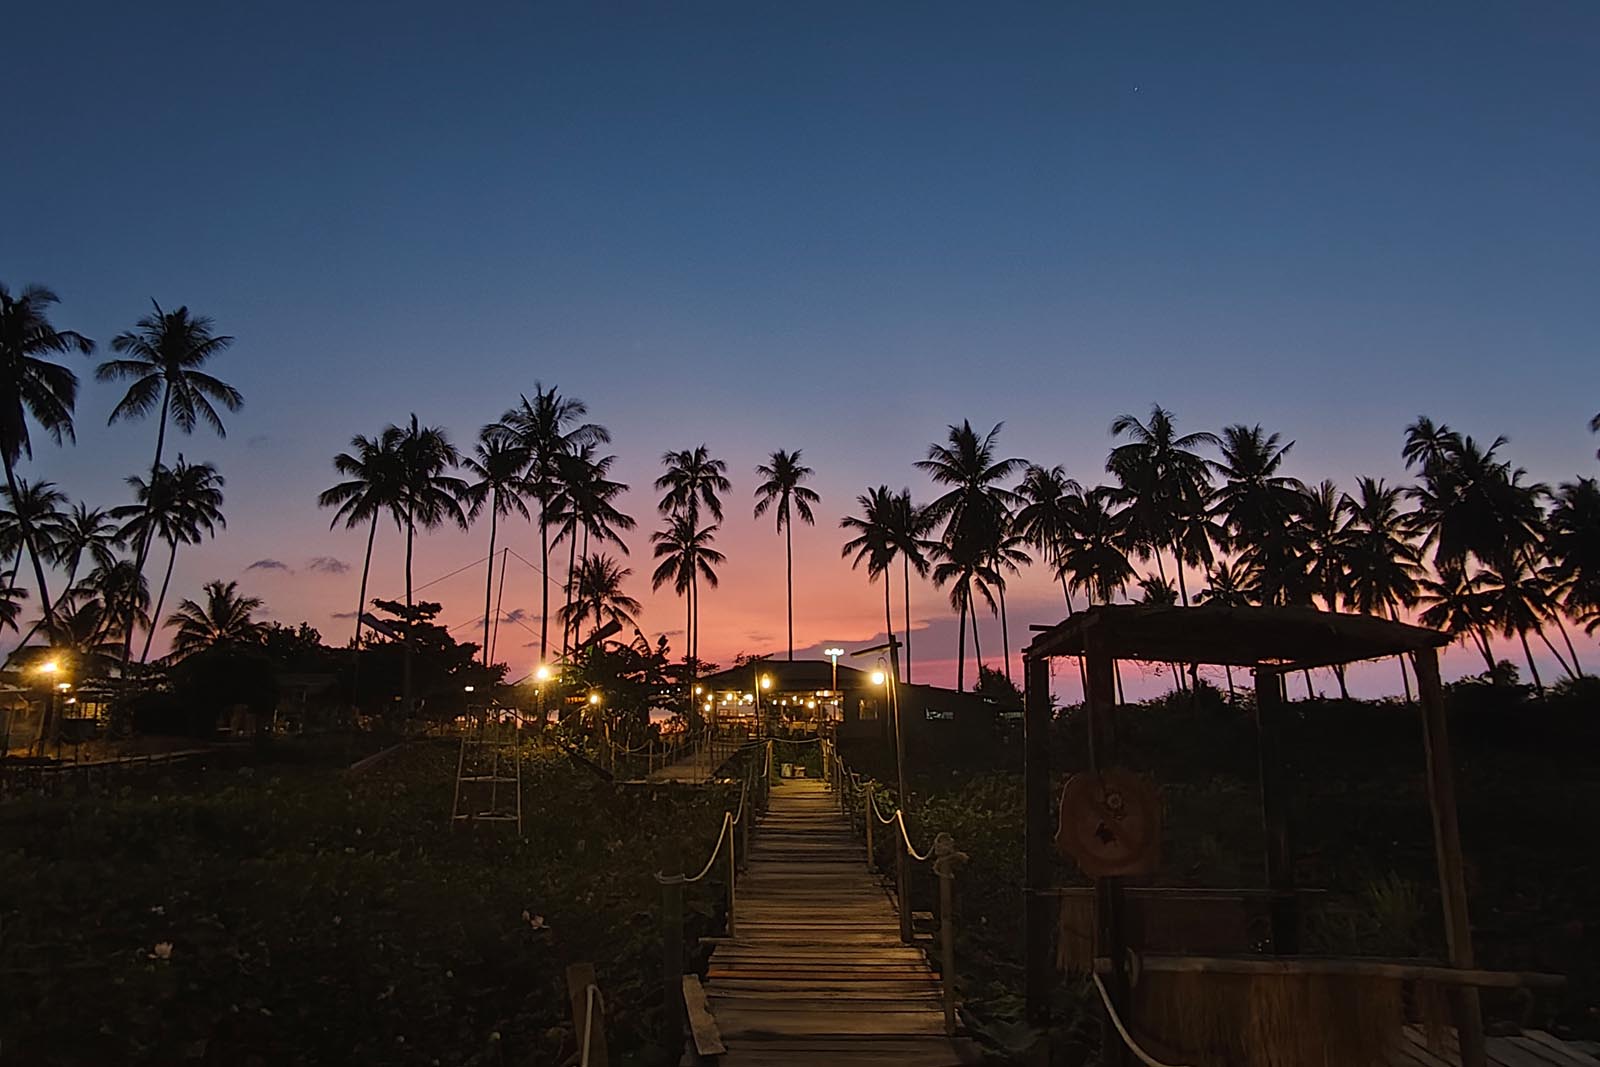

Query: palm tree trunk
(1518, 628), (1544, 695)
(1551, 613), (1586, 678)
(1532, 623), (1578, 681)
(999, 582), (1013, 686)
(481, 502), (499, 667)
(403, 510), (415, 720)
(1387, 605), (1416, 701)
(562, 524), (579, 658)
(969, 578), (984, 676)
(1059, 571), (1076, 615)
(1475, 627), (1497, 673)
(955, 593), (968, 693)
(786, 519), (794, 661)
(903, 554), (913, 684)
(139, 538), (179, 663)
(1224, 664), (1236, 702)
(124, 385), (174, 674)
(2, 454), (56, 633)
(1333, 664), (1351, 700)
(883, 571), (893, 662)
(1302, 669), (1315, 700)
(351, 514), (378, 712)
(490, 546), (509, 665)
(538, 507), (550, 660)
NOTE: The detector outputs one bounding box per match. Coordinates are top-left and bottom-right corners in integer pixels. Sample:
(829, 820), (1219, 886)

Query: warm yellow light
(588, 692), (602, 706)
(463, 685), (475, 693)
(760, 675), (772, 690)
(37, 660), (59, 675)
(535, 665), (552, 682)
(56, 683), (71, 692)
(807, 700), (816, 709)
(694, 685), (703, 694)
(871, 670), (886, 686)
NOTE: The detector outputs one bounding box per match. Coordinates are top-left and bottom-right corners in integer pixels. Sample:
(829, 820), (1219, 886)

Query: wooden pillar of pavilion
(1023, 650), (1053, 1028)
(1253, 666), (1299, 954)
(1085, 630), (1128, 1067)
(1413, 647), (1487, 1067)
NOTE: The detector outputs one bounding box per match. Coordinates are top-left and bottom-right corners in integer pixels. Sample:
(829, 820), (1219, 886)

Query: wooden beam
(1253, 667), (1299, 954)
(1023, 652), (1053, 1028)
(1413, 648), (1487, 1067)
(1089, 954), (1563, 988)
(683, 975), (727, 1057)
(1084, 633), (1127, 1067)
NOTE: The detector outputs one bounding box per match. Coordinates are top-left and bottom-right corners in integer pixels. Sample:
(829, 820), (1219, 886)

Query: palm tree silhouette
(1, 478), (67, 589)
(1196, 558), (1258, 700)
(753, 449), (820, 661)
(841, 487), (899, 658)
(462, 431), (531, 666)
(51, 503), (121, 590)
(98, 302), (239, 597)
(656, 446), (730, 668)
(166, 579), (267, 661)
(562, 553), (643, 641)
(318, 427), (407, 692)
(1340, 477), (1424, 699)
(0, 583), (24, 635)
(488, 384), (609, 660)
(651, 512), (724, 668)
(114, 457), (226, 664)
(1210, 425), (1308, 608)
(1302, 479), (1352, 697)
(553, 447), (633, 657)
(1476, 553), (1559, 695)
(1544, 478), (1600, 636)
(930, 537), (1000, 691)
(1, 284), (93, 631)
(986, 523), (1031, 685)
(72, 559), (151, 670)
(1057, 487), (1136, 607)
(884, 489), (935, 682)
(393, 415), (467, 717)
(1015, 464), (1085, 616)
(1418, 563), (1496, 673)
(1108, 405), (1218, 608)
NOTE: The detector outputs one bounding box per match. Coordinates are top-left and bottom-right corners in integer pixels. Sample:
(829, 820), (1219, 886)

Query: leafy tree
(561, 553), (642, 641)
(753, 448), (820, 661)
(488, 384), (609, 660)
(462, 430), (530, 665)
(165, 579), (266, 660)
(974, 663), (1023, 707)
(0, 283), (93, 631)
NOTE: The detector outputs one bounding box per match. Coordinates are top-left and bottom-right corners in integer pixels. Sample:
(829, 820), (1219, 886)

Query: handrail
(579, 982), (607, 1067)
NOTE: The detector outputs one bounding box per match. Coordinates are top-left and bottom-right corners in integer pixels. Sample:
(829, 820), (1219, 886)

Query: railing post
(658, 871), (685, 1054)
(933, 834), (968, 1038)
(865, 782), (876, 872)
(739, 776), (751, 871)
(725, 815), (738, 938)
(896, 826), (913, 944)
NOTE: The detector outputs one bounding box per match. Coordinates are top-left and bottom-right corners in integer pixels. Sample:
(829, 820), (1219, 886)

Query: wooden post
(739, 770), (751, 872)
(1414, 649), (1487, 1067)
(1023, 651), (1053, 1028)
(939, 853), (959, 1036)
(1253, 666), (1299, 954)
(896, 830), (913, 943)
(565, 962), (610, 1067)
(865, 781), (877, 872)
(658, 871), (685, 1054)
(726, 817), (738, 938)
(1084, 635), (1128, 1067)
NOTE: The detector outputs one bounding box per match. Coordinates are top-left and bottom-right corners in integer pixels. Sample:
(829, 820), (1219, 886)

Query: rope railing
(822, 737), (967, 1037)
(579, 982), (607, 1067)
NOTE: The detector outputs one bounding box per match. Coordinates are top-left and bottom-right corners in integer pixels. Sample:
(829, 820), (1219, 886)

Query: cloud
(247, 559), (291, 573)
(306, 556), (349, 575)
(501, 607), (529, 624)
(247, 434), (271, 449)
(745, 631), (775, 644)
(330, 610), (358, 620)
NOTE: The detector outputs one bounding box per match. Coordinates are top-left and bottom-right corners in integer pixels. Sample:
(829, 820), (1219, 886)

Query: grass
(0, 740), (736, 1066)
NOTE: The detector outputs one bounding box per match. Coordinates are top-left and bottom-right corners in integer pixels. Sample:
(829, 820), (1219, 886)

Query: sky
(4, 1), (1598, 699)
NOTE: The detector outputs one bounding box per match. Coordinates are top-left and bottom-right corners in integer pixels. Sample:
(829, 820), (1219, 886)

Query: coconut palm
(929, 535), (1001, 692)
(1476, 553), (1561, 695)
(98, 303), (239, 587)
(0, 284), (94, 631)
(1300, 479), (1353, 697)
(884, 489), (936, 682)
(51, 503), (121, 589)
(561, 553), (642, 641)
(1015, 464), (1085, 616)
(165, 579), (267, 660)
(553, 447), (634, 657)
(1058, 487), (1137, 607)
(317, 427), (407, 678)
(1545, 478), (1600, 635)
(1418, 563), (1496, 673)
(1196, 558), (1258, 699)
(985, 524), (1032, 685)
(651, 512), (725, 667)
(1340, 477), (1426, 699)
(1, 478), (67, 588)
(656, 446), (730, 667)
(488, 385), (609, 660)
(462, 432), (532, 666)
(114, 458), (226, 664)
(1107, 405), (1218, 606)
(0, 583), (25, 634)
(841, 487), (899, 657)
(753, 449), (820, 661)
(393, 415), (468, 716)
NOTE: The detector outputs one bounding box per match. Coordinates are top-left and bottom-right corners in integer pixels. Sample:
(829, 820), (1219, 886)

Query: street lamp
(588, 692), (602, 706)
(871, 669), (886, 686)
(824, 647), (844, 692)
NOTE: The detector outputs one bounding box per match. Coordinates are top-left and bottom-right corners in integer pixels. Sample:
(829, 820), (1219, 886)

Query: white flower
(150, 942), (173, 960)
(149, 905), (165, 916)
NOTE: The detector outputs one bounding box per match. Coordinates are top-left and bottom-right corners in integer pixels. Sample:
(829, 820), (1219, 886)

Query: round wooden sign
(1055, 768), (1162, 877)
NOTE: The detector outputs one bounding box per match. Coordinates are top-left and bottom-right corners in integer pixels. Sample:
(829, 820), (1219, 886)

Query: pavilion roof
(1024, 604), (1449, 670)
(697, 659), (872, 691)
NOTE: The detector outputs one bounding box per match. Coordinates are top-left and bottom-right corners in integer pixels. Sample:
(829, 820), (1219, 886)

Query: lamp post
(824, 647), (844, 693)
(852, 639), (905, 809)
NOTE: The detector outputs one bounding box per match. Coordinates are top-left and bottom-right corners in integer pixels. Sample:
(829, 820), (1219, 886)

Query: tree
(1, 478), (67, 588)
(1057, 487), (1136, 607)
(72, 559), (151, 669)
(753, 449), (820, 661)
(0, 284), (93, 632)
(656, 445), (730, 668)
(651, 512), (724, 669)
(1418, 562), (1496, 673)
(1340, 477), (1424, 699)
(98, 302), (239, 598)
(462, 431), (531, 666)
(840, 487), (899, 659)
(1107, 405), (1218, 608)
(562, 553), (642, 641)
(1196, 558), (1258, 699)
(1545, 477), (1600, 635)
(317, 427), (407, 688)
(552, 447), (633, 657)
(488, 384), (609, 660)
(51, 502), (121, 589)
(1015, 464), (1085, 616)
(986, 524), (1031, 685)
(916, 421), (1023, 691)
(1475, 553), (1559, 695)
(114, 457), (226, 664)
(883, 489), (936, 682)
(0, 583), (25, 634)
(1302, 479), (1352, 697)
(393, 415), (468, 717)
(1210, 425), (1310, 609)
(166, 579), (267, 661)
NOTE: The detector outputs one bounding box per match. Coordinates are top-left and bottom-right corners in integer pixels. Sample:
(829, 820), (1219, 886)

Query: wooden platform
(1390, 1025), (1600, 1067)
(702, 777), (975, 1066)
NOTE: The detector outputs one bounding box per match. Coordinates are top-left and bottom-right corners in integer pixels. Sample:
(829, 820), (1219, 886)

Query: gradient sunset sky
(5, 2), (1598, 697)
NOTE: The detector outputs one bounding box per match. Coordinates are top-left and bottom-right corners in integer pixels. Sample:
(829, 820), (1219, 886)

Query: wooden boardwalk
(702, 776), (974, 1066)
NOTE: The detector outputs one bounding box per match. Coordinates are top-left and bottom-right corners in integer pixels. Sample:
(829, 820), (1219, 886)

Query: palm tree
(929, 536), (1001, 691)
(1302, 479), (1351, 697)
(1591, 413), (1599, 462)
(651, 512), (725, 667)
(841, 487), (899, 656)
(986, 524), (1032, 685)
(916, 421), (1024, 691)
(1, 284), (93, 631)
(562, 553), (643, 641)
(51, 503), (121, 589)
(98, 303), (239, 589)
(75, 559), (152, 665)
(1, 478), (67, 588)
(656, 446), (730, 668)
(114, 458), (226, 664)
(462, 432), (531, 666)
(1196, 558), (1258, 700)
(165, 579), (267, 660)
(488, 384), (609, 660)
(1476, 553), (1560, 695)
(884, 490), (936, 682)
(1340, 477), (1425, 700)
(552, 448), (633, 657)
(1418, 563), (1497, 673)
(1107, 405), (1218, 606)
(1545, 478), (1600, 636)
(1210, 425), (1309, 610)
(753, 449), (820, 661)
(317, 427), (407, 680)
(1058, 487), (1137, 607)
(1015, 464), (1086, 616)
(393, 415), (468, 716)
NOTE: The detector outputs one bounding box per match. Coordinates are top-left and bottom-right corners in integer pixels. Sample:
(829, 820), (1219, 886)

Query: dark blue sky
(5, 2), (1598, 685)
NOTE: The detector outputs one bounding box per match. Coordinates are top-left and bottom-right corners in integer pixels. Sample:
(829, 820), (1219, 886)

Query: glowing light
(588, 692), (602, 706)
(463, 685), (475, 693)
(37, 660), (59, 675)
(694, 686), (703, 695)
(871, 670), (886, 686)
(760, 675), (772, 690)
(807, 700), (816, 709)
(535, 665), (552, 682)
(824, 647), (844, 659)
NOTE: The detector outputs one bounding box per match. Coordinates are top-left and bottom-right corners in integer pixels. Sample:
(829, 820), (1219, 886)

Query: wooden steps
(701, 776), (974, 1067)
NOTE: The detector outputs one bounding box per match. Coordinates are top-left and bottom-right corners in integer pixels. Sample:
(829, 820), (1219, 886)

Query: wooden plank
(713, 1008), (947, 1038)
(1520, 1032), (1600, 1067)
(683, 975), (727, 1056)
(1490, 1038), (1573, 1067)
